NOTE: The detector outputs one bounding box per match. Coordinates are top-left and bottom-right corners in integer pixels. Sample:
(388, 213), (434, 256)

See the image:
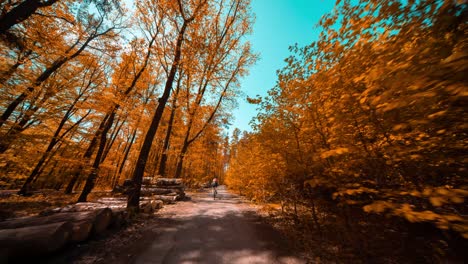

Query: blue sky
(229, 0), (335, 135)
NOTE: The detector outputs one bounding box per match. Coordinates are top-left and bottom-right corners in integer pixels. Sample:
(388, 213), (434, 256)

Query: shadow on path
(133, 187), (304, 264)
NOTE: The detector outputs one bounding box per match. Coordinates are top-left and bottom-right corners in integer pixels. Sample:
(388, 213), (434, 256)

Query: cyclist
(211, 177), (219, 199)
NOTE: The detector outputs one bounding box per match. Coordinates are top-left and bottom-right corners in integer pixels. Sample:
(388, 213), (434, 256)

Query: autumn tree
(127, 0), (255, 211)
(227, 0), (468, 242)
(17, 56), (103, 195)
(0, 1), (122, 154)
(76, 26), (160, 201)
(157, 73), (182, 177)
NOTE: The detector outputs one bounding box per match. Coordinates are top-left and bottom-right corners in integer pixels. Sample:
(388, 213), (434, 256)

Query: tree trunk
(64, 113), (111, 194)
(77, 111), (116, 202)
(77, 32), (156, 202)
(140, 188), (174, 195)
(174, 140), (189, 178)
(141, 195), (180, 203)
(0, 0), (59, 35)
(171, 56), (235, 179)
(127, 21), (189, 212)
(310, 199), (322, 236)
(64, 169), (80, 194)
(0, 221), (72, 259)
(0, 207), (112, 241)
(158, 76), (181, 176)
(112, 128), (137, 188)
(147, 142), (158, 177)
(101, 116), (126, 164)
(0, 208), (110, 227)
(127, 96), (169, 210)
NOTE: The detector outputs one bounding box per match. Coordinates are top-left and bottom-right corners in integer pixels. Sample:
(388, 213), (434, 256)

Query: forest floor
(0, 189), (112, 220)
(0, 189), (77, 220)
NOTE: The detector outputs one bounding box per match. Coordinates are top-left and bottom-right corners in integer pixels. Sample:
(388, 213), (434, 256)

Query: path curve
(134, 186), (304, 264)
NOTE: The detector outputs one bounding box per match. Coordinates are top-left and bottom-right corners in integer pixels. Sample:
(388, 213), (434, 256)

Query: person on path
(211, 177), (219, 188)
(211, 177), (219, 199)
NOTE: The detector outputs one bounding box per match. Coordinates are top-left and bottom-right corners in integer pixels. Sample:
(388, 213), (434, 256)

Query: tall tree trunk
(112, 80), (158, 187)
(127, 21), (190, 211)
(101, 116), (126, 163)
(158, 79), (181, 176)
(64, 113), (110, 194)
(64, 170), (79, 194)
(64, 31), (155, 195)
(34, 139), (65, 183)
(174, 135), (190, 179)
(310, 199), (322, 237)
(77, 112), (116, 202)
(170, 51), (240, 179)
(112, 126), (137, 188)
(151, 140), (164, 176)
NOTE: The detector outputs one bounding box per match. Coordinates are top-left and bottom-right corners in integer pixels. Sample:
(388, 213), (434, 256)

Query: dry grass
(0, 190), (78, 220)
(0, 190), (118, 221)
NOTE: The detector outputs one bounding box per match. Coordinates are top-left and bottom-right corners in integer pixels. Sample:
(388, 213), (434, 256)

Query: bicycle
(212, 186), (218, 200)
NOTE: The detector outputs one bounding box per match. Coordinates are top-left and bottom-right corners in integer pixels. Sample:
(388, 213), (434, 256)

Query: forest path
(132, 186), (304, 264)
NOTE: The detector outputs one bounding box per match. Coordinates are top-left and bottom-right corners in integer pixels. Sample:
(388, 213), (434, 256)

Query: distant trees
(226, 0), (467, 240)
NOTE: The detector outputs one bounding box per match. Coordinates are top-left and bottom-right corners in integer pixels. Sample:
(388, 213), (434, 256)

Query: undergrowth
(259, 202), (466, 263)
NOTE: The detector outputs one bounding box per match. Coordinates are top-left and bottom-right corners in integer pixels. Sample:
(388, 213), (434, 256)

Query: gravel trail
(133, 186), (304, 264)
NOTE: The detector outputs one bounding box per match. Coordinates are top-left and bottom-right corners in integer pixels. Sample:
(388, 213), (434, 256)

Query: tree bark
(127, 21), (190, 211)
(174, 139), (189, 178)
(158, 77), (181, 176)
(101, 115), (126, 163)
(0, 221), (72, 259)
(64, 113), (110, 194)
(112, 127), (137, 188)
(0, 0), (59, 35)
(139, 188), (174, 195)
(77, 111), (116, 202)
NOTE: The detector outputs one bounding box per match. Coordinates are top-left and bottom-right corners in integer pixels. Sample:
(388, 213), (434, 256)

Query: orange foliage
(226, 0), (467, 239)
(0, 0), (255, 203)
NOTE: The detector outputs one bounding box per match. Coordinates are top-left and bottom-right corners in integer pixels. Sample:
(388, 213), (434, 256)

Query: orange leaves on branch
(333, 186), (378, 199)
(320, 147), (349, 159)
(425, 187), (468, 207)
(246, 96), (261, 104)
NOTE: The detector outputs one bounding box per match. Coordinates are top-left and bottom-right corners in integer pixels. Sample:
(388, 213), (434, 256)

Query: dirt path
(131, 186), (304, 264)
